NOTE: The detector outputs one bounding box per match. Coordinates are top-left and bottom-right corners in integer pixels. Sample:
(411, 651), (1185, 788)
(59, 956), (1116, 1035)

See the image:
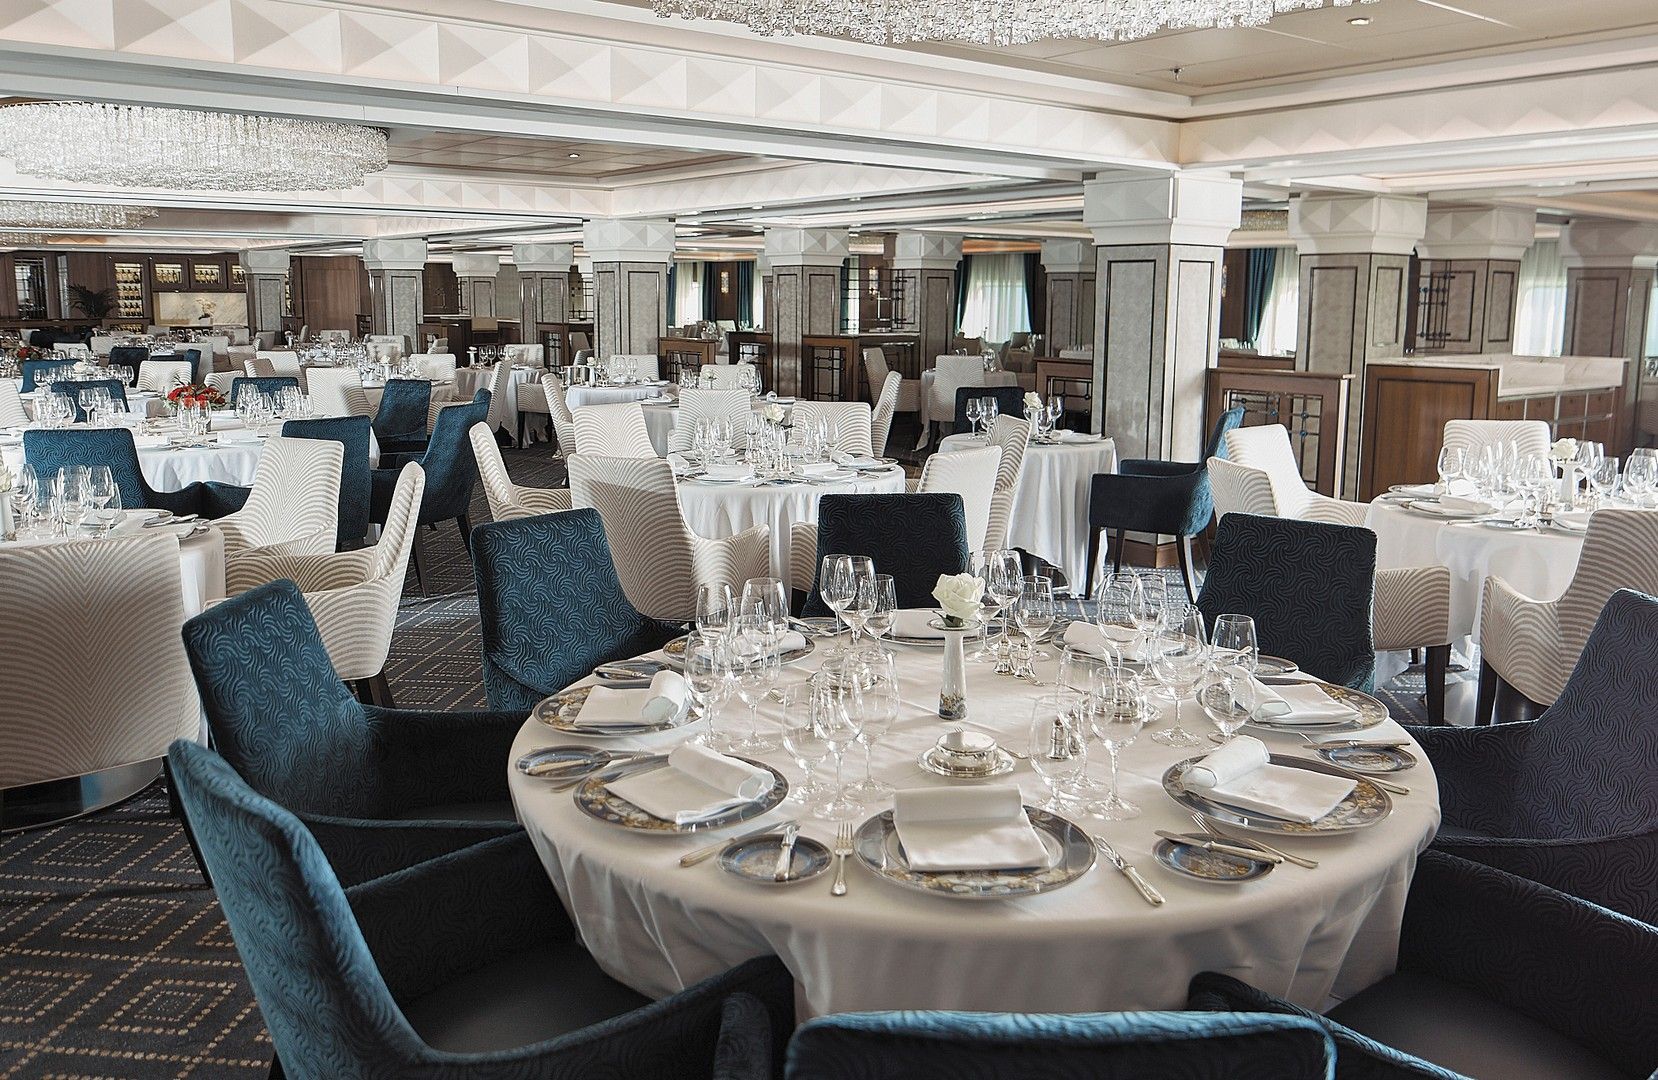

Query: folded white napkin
(1395, 483), (1437, 498)
(606, 743), (772, 824)
(770, 631), (809, 657)
(574, 670), (690, 728)
(1445, 478), (1476, 497)
(1183, 735), (1355, 824)
(1251, 680), (1359, 726)
(666, 452), (693, 476)
(830, 450), (883, 469)
(1061, 620), (1132, 659)
(1059, 430), (1101, 443)
(892, 786), (1050, 872)
(701, 463), (754, 481)
(133, 434), (170, 450)
(1435, 495), (1494, 515)
(892, 609), (947, 639)
(1295, 717), (1409, 746)
(1553, 510), (1592, 531)
(797, 461), (839, 478)
(218, 430), (263, 445)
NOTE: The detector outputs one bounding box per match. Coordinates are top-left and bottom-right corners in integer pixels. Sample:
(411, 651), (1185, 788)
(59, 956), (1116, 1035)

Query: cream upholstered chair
(1479, 509), (1658, 721)
(567, 454), (770, 622)
(623, 354), (661, 381)
(469, 423), (571, 520)
(540, 372), (577, 455)
(256, 350), (302, 378)
(482, 359), (515, 438)
(984, 415), (1030, 553)
(1222, 424), (1369, 526)
(514, 379), (552, 447)
(366, 338), (404, 363)
(925, 354), (988, 446)
(305, 367), (374, 418)
(205, 370), (240, 398)
(864, 347), (918, 415)
(410, 353), (458, 382)
(570, 331), (592, 353)
(244, 356), (277, 378)
(217, 435), (343, 563)
(870, 371), (901, 458)
(138, 358), (193, 393)
(503, 343), (544, 367)
(0, 378), (28, 427)
(0, 532), (200, 827)
(671, 389), (751, 454)
(220, 463), (425, 707)
(1442, 419), (1551, 464)
(792, 401), (874, 456)
(571, 401), (656, 457)
(914, 444), (1001, 553)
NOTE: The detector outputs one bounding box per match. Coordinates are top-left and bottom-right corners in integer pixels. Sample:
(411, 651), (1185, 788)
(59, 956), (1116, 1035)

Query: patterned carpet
(0, 441), (1441, 1078)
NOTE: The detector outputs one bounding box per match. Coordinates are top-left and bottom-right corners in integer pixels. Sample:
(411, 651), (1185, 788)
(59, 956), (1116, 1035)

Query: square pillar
(583, 219), (674, 359)
(1559, 220), (1658, 450)
(765, 228), (849, 398)
(514, 243), (572, 334)
(451, 253), (500, 320)
(1414, 208), (1535, 354)
(362, 239), (427, 349)
(239, 248), (291, 337)
(891, 233), (960, 366)
(1040, 239), (1094, 354)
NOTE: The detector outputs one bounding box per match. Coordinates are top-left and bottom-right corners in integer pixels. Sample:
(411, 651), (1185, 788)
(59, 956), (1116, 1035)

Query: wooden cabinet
(149, 260), (186, 291)
(188, 257), (226, 291)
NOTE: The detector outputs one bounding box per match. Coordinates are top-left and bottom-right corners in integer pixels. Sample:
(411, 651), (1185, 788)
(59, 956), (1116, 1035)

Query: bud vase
(932, 619), (972, 721)
(1559, 463), (1578, 509)
(0, 493), (12, 541)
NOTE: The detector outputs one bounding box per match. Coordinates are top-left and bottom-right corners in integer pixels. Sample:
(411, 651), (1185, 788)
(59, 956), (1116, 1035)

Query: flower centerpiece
(1550, 437), (1581, 508)
(760, 400), (787, 426)
(931, 572), (985, 720)
(933, 573), (984, 628)
(164, 383), (226, 412)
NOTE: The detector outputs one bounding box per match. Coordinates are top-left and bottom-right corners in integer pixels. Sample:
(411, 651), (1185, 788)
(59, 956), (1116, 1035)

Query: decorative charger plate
(1401, 499), (1491, 520)
(572, 754), (788, 834)
(533, 685), (693, 737)
(1162, 754), (1393, 835)
(916, 746), (1017, 781)
(1247, 681), (1388, 735)
(1315, 743), (1416, 774)
(1153, 838), (1275, 883)
(1254, 655), (1299, 677)
(663, 633), (814, 665)
(852, 807), (1095, 899)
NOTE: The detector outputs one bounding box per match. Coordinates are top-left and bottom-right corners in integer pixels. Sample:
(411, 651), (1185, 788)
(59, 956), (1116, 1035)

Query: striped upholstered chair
(216, 435), (342, 565)
(567, 454), (770, 622)
(469, 423), (570, 521)
(1441, 418), (1551, 464)
(281, 415), (373, 550)
(792, 400), (875, 456)
(0, 378), (27, 427)
(1477, 509), (1658, 722)
(571, 401), (656, 457)
(983, 415), (1030, 555)
(1220, 424), (1370, 526)
(913, 444), (1001, 555)
(870, 370), (902, 458)
(670, 389), (751, 454)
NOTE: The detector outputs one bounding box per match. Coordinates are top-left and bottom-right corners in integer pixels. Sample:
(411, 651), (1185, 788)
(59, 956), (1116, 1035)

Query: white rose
(1023, 392), (1043, 415)
(1549, 438), (1579, 462)
(762, 402), (786, 425)
(932, 573), (985, 623)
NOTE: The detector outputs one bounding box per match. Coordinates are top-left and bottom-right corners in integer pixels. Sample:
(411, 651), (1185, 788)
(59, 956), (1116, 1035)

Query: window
(1512, 239), (1566, 356)
(958, 253), (1031, 342)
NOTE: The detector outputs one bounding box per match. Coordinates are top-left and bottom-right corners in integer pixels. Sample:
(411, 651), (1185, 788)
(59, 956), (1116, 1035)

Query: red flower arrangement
(165, 383), (227, 410)
(9, 345), (42, 362)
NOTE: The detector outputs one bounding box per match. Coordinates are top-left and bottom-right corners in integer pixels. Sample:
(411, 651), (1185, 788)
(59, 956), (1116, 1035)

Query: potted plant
(67, 284), (118, 323)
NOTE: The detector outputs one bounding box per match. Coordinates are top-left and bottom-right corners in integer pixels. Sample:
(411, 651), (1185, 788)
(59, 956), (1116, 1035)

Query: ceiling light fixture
(0, 102), (388, 192)
(568, 152), (581, 158)
(1347, 15), (1371, 24)
(652, 0), (1376, 44)
(0, 200), (157, 231)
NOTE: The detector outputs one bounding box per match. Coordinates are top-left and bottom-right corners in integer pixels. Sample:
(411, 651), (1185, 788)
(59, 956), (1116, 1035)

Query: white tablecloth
(567, 383), (672, 410)
(917, 369), (1024, 432)
(677, 470), (908, 591)
(643, 401), (678, 455)
(454, 365), (539, 432)
(2, 511), (225, 617)
(17, 385), (167, 419)
(508, 645), (1439, 1016)
(939, 432), (1116, 591)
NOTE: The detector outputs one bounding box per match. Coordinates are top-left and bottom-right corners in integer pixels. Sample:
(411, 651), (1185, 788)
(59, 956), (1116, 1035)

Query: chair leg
(1474, 659), (1498, 726)
(355, 672), (394, 708)
(1111, 529), (1126, 575)
(1494, 678), (1545, 724)
(456, 513), (473, 555)
(1424, 644), (1450, 725)
(517, 414), (527, 448)
(1084, 528), (1102, 600)
(1176, 536), (1199, 604)
(269, 1054), (286, 1079)
(409, 528), (426, 596)
(163, 756), (212, 888)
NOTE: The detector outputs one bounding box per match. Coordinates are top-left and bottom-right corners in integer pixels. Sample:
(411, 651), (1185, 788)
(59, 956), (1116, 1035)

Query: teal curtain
(1023, 252), (1041, 333)
(1242, 248), (1275, 347)
(701, 261), (719, 322)
(736, 261), (754, 326)
(666, 262), (678, 326)
(953, 254), (973, 335)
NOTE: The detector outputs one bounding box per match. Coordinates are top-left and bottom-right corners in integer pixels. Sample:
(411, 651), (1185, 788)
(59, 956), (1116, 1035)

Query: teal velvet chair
(20, 358), (69, 392)
(168, 738), (793, 1080)
(49, 377), (129, 421)
(178, 579), (525, 887)
(230, 375), (299, 404)
(369, 390), (488, 592)
(21, 428), (249, 518)
(373, 378), (433, 460)
(785, 1010), (1335, 1079)
(951, 385), (1026, 434)
(471, 509), (681, 712)
(799, 493), (971, 618)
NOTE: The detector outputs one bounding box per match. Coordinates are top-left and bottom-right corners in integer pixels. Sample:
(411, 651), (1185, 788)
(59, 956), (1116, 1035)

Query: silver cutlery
(679, 818), (797, 867)
(523, 749), (650, 778)
(544, 753), (655, 791)
(1190, 813), (1318, 869)
(1304, 757), (1410, 796)
(142, 513), (198, 528)
(831, 821), (854, 896)
(1293, 733), (1408, 750)
(773, 822), (801, 882)
(1093, 837), (1164, 906)
(1155, 829), (1283, 864)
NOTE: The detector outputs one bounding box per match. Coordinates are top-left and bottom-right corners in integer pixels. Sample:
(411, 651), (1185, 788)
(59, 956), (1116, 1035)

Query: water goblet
(1087, 672), (1150, 820)
(779, 685), (831, 809)
(729, 615), (780, 754)
(1435, 445), (1465, 493)
(1093, 572), (1141, 663)
(740, 576), (789, 637)
(845, 648), (898, 803)
(1148, 604), (1208, 748)
(695, 582), (734, 640)
(1012, 574), (1055, 672)
(965, 397), (983, 437)
(819, 554), (855, 637)
(859, 574), (897, 650)
(1028, 691), (1087, 811)
(809, 660), (865, 820)
(1210, 613), (1258, 675)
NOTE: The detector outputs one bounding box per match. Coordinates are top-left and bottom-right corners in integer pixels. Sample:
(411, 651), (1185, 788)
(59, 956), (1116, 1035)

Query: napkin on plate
(666, 452), (693, 476)
(1435, 495), (1494, 515)
(891, 609), (948, 639)
(1251, 680), (1359, 726)
(605, 743), (772, 824)
(1553, 510), (1592, 531)
(830, 450), (884, 469)
(218, 430), (263, 445)
(1394, 483), (1437, 498)
(797, 461), (839, 478)
(1183, 735), (1356, 824)
(702, 463), (754, 482)
(133, 434), (171, 450)
(1295, 717), (1409, 746)
(1059, 431), (1102, 443)
(1061, 620), (1128, 659)
(574, 670), (690, 728)
(769, 631), (809, 656)
(892, 786), (1050, 872)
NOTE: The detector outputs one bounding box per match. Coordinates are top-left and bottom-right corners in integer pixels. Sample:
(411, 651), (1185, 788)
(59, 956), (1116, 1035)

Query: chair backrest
(783, 1010), (1335, 1079)
(952, 385), (1025, 434)
(1198, 513), (1376, 690)
(256, 350), (302, 378)
(370, 379), (431, 441)
(503, 343), (544, 367)
(20, 359), (69, 393)
(305, 367), (374, 418)
(801, 493), (971, 617)
(618, 353), (659, 381)
(984, 416), (1030, 552)
(699, 363), (755, 389)
(541, 372), (576, 453)
(229, 435), (343, 553)
(1205, 406), (1247, 461)
(0, 378), (26, 427)
(862, 347), (891, 392)
(1222, 425), (1312, 517)
(368, 462), (425, 586)
(483, 359), (515, 433)
(182, 348), (207, 383)
(412, 392), (491, 522)
(107, 344), (147, 371)
(567, 454), (701, 621)
(471, 422), (525, 521)
(230, 376), (299, 405)
(871, 371), (901, 458)
(572, 401), (656, 458)
(792, 401), (875, 456)
(22, 428), (153, 509)
(0, 533), (199, 789)
(471, 509), (665, 710)
(1207, 457), (1280, 520)
(281, 415), (373, 549)
(50, 378), (127, 422)
(408, 353), (457, 382)
(671, 389), (751, 453)
(917, 444), (1002, 554)
(244, 356), (277, 378)
(137, 356), (192, 394)
(930, 355), (986, 412)
(1539, 510), (1658, 703)
(1442, 419), (1551, 463)
(570, 331), (591, 352)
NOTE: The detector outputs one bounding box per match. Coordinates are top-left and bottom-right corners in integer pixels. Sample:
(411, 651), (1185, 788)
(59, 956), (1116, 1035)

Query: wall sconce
(720, 270), (731, 295)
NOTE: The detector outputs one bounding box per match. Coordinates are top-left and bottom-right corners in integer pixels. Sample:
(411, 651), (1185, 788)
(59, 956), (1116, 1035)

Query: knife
(773, 822), (801, 882)
(1093, 837), (1164, 906)
(1156, 830), (1283, 864)
(680, 818), (797, 867)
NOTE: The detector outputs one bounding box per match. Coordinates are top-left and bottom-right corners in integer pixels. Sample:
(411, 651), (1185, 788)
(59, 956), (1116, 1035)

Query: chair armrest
(197, 480), (251, 518)
(710, 993), (778, 1080)
(518, 487), (571, 514)
(298, 812), (522, 888)
(1478, 575), (1560, 693)
(1400, 848), (1658, 1077)
(346, 832), (572, 1004)
(365, 706), (529, 811)
(1118, 457), (1199, 478)
(1304, 495), (1371, 527)
(1404, 722), (1531, 834)
(224, 547), (374, 595)
(1373, 566), (1452, 651)
(693, 525), (771, 593)
(1428, 830), (1658, 925)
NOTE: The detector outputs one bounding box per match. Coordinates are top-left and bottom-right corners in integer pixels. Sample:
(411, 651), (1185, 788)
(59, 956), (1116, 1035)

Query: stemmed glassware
(809, 657), (865, 820)
(965, 397), (984, 437)
(1210, 613), (1258, 675)
(1093, 572), (1141, 662)
(1515, 453), (1552, 526)
(1199, 664), (1256, 746)
(1130, 573), (1166, 662)
(1046, 395), (1065, 434)
(683, 631), (732, 750)
(1012, 575), (1055, 675)
(740, 576), (789, 638)
(1589, 457), (1620, 506)
(1028, 690), (1087, 812)
(695, 583), (734, 639)
(973, 548), (1022, 666)
(85, 465), (119, 534)
(845, 649), (898, 804)
(12, 464), (38, 536)
(819, 554), (855, 636)
(1148, 604), (1208, 748)
(728, 614), (780, 754)
(779, 684), (830, 809)
(856, 573), (896, 651)
(1623, 455), (1657, 506)
(1087, 669), (1150, 820)
(1435, 445), (1465, 492)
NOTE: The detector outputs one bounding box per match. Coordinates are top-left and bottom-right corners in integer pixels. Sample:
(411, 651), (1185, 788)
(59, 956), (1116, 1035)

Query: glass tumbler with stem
(695, 583), (734, 640)
(683, 631), (732, 750)
(1210, 613), (1258, 675)
(1093, 572), (1142, 663)
(729, 615), (780, 754)
(1130, 572), (1166, 663)
(1590, 457), (1620, 506)
(1028, 690), (1088, 812)
(965, 397), (984, 438)
(809, 660), (865, 821)
(779, 684), (831, 810)
(1148, 604), (1209, 748)
(1623, 455), (1657, 506)
(1012, 575), (1056, 673)
(857, 573), (897, 653)
(740, 576), (789, 637)
(819, 554), (855, 637)
(1087, 671), (1150, 820)
(975, 548), (1023, 666)
(1056, 646), (1113, 803)
(1199, 663), (1257, 746)
(1436, 445), (1465, 493)
(13, 464), (38, 536)
(85, 465), (118, 534)
(846, 648), (898, 804)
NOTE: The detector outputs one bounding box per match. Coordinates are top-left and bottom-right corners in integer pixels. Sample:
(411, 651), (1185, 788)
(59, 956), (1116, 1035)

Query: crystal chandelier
(0, 102), (389, 192)
(0, 200), (157, 231)
(652, 0), (1376, 45)
(0, 231), (46, 245)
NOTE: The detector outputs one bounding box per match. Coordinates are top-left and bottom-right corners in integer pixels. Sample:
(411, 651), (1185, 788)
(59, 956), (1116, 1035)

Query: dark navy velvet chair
(182, 348), (207, 383)
(785, 1010), (1335, 1079)
(1410, 588), (1658, 925)
(49, 377), (129, 421)
(1086, 406), (1245, 602)
(799, 493), (971, 618)
(951, 385), (1026, 435)
(471, 509), (681, 712)
(230, 375), (299, 404)
(108, 344), (148, 372)
(1190, 850), (1658, 1080)
(371, 390), (489, 592)
(1196, 513), (1377, 692)
(373, 378), (433, 459)
(168, 738), (793, 1080)
(178, 580), (525, 887)
(19, 359), (67, 393)
(21, 428), (249, 518)
(282, 415), (372, 550)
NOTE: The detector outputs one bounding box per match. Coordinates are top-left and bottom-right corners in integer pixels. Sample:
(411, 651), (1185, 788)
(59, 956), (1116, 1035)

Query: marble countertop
(1368, 352), (1626, 399)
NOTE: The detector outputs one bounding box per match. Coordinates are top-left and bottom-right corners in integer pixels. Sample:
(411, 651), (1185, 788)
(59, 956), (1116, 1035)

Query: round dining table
(507, 636), (1440, 1017)
(567, 383), (672, 410)
(938, 431), (1116, 591)
(676, 468), (907, 592)
(2, 510), (225, 617)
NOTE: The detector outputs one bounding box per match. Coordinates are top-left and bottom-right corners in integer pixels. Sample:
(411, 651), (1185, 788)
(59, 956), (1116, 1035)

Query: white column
(1039, 239), (1094, 355)
(450, 253), (500, 319)
(891, 233), (961, 368)
(582, 218), (675, 358)
(1559, 220), (1658, 448)
(1415, 207), (1535, 354)
(362, 238), (428, 349)
(513, 242), (573, 334)
(765, 228), (849, 398)
(239, 248), (290, 337)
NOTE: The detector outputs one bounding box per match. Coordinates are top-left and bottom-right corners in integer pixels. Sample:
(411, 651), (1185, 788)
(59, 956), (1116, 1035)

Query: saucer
(918, 746), (1016, 780)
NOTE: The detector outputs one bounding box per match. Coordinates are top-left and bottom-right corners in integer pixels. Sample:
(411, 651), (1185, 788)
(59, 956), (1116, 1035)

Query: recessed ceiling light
(1347, 15), (1371, 25)
(568, 152), (580, 159)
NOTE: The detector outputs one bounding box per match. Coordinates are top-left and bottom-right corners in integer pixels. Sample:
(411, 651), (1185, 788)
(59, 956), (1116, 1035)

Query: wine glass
(85, 465), (118, 534)
(836, 556), (876, 644)
(819, 554), (855, 636)
(1130, 573), (1166, 662)
(1199, 663), (1257, 746)
(1515, 453), (1551, 526)
(964, 397), (983, 437)
(1623, 455), (1657, 507)
(1093, 572), (1141, 662)
(779, 684), (830, 809)
(695, 583), (734, 639)
(1012, 575), (1056, 674)
(728, 615), (780, 754)
(846, 649), (898, 803)
(1046, 395), (1065, 433)
(683, 631), (732, 749)
(740, 576), (789, 637)
(858, 574), (896, 651)
(13, 463), (39, 536)
(1029, 691), (1087, 811)
(1087, 671), (1150, 820)
(983, 396), (1000, 432)
(974, 548), (1022, 665)
(1149, 604), (1208, 748)
(1210, 613), (1258, 675)
(1590, 457), (1620, 506)
(810, 659), (864, 820)
(1436, 445), (1465, 493)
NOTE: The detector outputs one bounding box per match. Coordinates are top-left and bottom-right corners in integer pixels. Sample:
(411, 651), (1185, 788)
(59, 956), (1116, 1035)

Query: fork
(1190, 812), (1318, 869)
(831, 822), (853, 896)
